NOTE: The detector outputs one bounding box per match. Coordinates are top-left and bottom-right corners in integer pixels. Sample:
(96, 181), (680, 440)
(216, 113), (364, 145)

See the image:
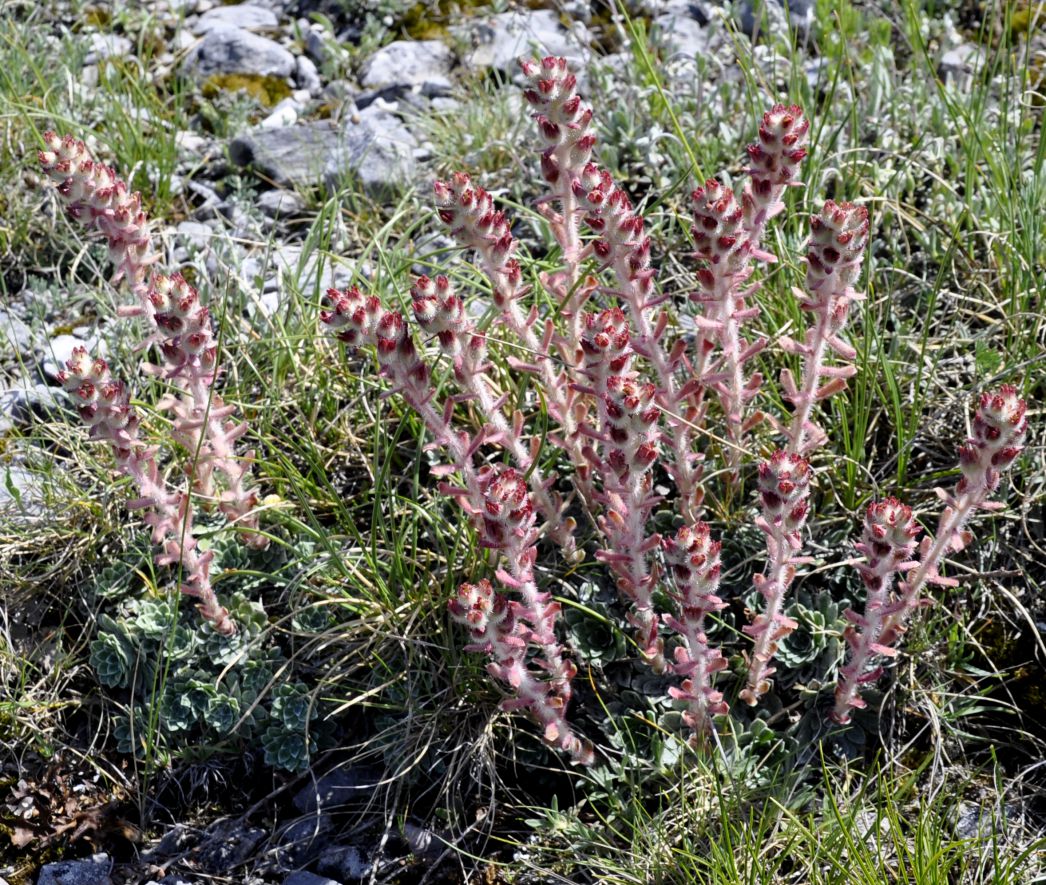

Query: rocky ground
(2, 0), (1043, 883)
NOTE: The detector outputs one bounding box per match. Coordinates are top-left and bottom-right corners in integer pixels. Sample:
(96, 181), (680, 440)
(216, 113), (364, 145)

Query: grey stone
(454, 10), (581, 72)
(194, 820), (266, 873)
(939, 43), (983, 89)
(739, 0), (814, 37)
(292, 767), (382, 815)
(653, 9), (709, 58)
(304, 28), (327, 64)
(0, 310), (33, 357)
(359, 40), (453, 96)
(36, 853), (112, 885)
(192, 4), (278, 35)
(257, 189), (306, 217)
(182, 27), (295, 79)
(84, 33), (132, 64)
(141, 823), (199, 862)
(274, 814), (334, 869)
(260, 96), (303, 128)
(282, 873), (343, 885)
(0, 384), (69, 429)
(0, 464), (48, 522)
(240, 243), (353, 312)
(231, 105), (417, 195)
(316, 845), (369, 881)
(42, 333), (107, 381)
(295, 55), (322, 94)
(230, 120), (342, 186)
(175, 220), (215, 250)
(326, 104), (417, 196)
(402, 822), (444, 860)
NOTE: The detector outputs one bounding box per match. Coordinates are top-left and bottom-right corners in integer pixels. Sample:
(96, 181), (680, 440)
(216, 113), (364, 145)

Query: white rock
(84, 32), (132, 64)
(360, 40), (452, 93)
(260, 97), (302, 128)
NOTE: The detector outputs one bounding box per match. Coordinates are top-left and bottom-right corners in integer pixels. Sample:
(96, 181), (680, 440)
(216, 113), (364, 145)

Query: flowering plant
(320, 55), (1029, 760)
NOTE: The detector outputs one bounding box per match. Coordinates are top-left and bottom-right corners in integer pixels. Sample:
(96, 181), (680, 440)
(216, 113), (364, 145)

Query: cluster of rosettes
(57, 348), (137, 452)
(690, 180), (749, 282)
(147, 273), (217, 374)
(746, 105), (810, 195)
(519, 56), (597, 184)
(959, 385), (1028, 496)
(38, 132), (152, 288)
(757, 451), (812, 540)
(479, 467), (536, 549)
(572, 164), (654, 298)
(602, 377), (659, 479)
(807, 201), (870, 292)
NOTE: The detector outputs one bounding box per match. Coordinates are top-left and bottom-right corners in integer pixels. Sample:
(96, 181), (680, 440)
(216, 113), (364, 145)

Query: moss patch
(201, 73), (291, 108)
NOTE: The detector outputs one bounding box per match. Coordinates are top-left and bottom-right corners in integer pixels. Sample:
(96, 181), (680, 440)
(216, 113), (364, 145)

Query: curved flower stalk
(831, 499), (921, 724)
(37, 132), (265, 546)
(321, 285), (488, 514)
(688, 107), (809, 480)
(876, 386), (1029, 651)
(742, 105), (810, 246)
(740, 451), (812, 705)
(595, 375), (665, 670)
(57, 348), (235, 634)
(432, 173), (588, 480)
(663, 522), (728, 740)
(779, 201), (870, 455)
(520, 56), (596, 336)
(411, 274), (577, 557)
(448, 468), (591, 764)
(572, 162), (705, 520)
(688, 181), (766, 478)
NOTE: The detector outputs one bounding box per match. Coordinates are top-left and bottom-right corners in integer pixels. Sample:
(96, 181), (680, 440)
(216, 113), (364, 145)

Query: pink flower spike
(740, 451), (812, 705)
(831, 499), (920, 724)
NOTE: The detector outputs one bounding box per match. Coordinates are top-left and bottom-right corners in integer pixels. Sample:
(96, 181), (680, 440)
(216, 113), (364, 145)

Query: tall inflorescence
(831, 499), (921, 724)
(57, 348), (235, 634)
(448, 468), (591, 764)
(533, 51), (704, 522)
(741, 451), (813, 705)
(780, 200), (870, 455)
(37, 132), (265, 546)
(321, 289), (588, 760)
(832, 386), (1027, 723)
(663, 522), (728, 741)
(431, 171), (590, 511)
(689, 106), (809, 481)
(595, 375), (665, 670)
(410, 274), (577, 556)
(520, 55), (596, 329)
(737, 199), (870, 703)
